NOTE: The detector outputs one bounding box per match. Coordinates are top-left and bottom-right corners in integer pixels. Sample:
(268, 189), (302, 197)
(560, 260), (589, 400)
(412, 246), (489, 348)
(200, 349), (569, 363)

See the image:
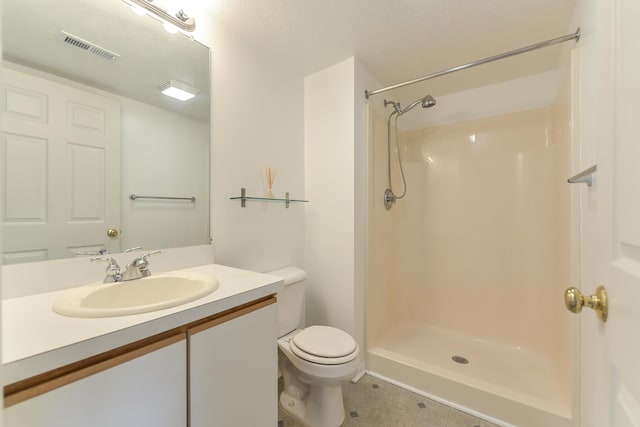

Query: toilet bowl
(268, 267), (360, 427)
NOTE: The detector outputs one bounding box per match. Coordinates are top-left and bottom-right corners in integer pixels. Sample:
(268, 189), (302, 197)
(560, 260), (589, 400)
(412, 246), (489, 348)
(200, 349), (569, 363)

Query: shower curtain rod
(365, 28), (581, 99)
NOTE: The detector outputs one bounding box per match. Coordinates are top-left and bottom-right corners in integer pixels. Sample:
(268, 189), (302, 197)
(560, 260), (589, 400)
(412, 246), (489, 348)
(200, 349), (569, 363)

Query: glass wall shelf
(230, 188), (308, 208)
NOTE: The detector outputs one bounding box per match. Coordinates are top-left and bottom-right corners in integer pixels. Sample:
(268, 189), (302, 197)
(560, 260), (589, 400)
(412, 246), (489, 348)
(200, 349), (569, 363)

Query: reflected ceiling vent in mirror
(159, 79), (200, 101)
(57, 31), (121, 61)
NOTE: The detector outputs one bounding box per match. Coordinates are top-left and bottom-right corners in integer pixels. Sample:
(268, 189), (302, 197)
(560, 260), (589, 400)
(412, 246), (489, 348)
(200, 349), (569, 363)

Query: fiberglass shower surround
(366, 103), (573, 427)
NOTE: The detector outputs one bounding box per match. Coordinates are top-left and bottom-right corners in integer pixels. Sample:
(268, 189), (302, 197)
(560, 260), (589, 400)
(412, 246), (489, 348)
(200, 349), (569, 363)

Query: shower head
(399, 94), (437, 115)
(421, 95), (436, 108)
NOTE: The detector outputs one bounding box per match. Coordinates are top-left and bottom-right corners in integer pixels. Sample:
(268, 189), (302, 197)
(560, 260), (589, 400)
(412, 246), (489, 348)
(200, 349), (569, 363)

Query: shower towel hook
(567, 164), (597, 187)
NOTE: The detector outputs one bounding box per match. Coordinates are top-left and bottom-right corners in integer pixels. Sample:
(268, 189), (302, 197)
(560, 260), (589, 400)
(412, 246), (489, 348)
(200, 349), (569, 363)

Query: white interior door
(577, 0), (640, 425)
(1, 66), (120, 263)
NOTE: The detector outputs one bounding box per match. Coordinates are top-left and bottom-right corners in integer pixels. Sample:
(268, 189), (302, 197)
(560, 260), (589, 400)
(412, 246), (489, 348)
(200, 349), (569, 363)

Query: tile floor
(278, 374), (501, 427)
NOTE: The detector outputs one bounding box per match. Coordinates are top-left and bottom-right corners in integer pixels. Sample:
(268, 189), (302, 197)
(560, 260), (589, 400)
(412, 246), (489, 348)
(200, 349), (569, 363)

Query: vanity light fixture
(121, 0), (196, 33)
(159, 79), (200, 101)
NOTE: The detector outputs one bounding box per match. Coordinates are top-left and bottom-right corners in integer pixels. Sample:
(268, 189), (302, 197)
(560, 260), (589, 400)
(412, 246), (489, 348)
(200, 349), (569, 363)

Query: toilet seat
(290, 326), (358, 365)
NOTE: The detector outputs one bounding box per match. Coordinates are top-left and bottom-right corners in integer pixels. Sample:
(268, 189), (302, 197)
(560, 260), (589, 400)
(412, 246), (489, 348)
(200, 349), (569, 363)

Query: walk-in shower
(383, 95), (437, 210)
(366, 104), (573, 427)
(364, 29), (580, 427)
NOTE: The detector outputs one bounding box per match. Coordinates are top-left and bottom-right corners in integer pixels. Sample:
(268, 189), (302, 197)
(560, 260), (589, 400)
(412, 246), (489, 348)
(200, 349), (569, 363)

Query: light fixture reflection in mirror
(160, 79), (200, 101)
(121, 0), (196, 33)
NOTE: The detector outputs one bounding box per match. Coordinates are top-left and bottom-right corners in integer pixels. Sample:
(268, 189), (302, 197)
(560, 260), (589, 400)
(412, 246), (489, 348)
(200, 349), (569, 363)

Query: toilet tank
(267, 267), (306, 337)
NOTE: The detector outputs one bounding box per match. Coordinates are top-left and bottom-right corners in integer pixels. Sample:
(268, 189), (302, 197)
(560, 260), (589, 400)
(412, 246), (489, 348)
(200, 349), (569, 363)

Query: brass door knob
(107, 228), (119, 237)
(564, 286), (608, 322)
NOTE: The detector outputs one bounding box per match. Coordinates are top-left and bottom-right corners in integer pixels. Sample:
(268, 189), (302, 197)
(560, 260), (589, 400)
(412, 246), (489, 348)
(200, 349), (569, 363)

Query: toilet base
(279, 383), (345, 427)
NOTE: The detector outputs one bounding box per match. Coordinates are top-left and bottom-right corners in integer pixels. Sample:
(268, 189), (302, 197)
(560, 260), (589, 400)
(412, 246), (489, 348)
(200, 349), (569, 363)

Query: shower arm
(400, 98), (423, 115)
(365, 28), (581, 99)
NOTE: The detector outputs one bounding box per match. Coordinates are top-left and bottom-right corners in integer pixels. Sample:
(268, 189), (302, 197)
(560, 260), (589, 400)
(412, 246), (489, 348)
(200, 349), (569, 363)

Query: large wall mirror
(1, 0), (211, 264)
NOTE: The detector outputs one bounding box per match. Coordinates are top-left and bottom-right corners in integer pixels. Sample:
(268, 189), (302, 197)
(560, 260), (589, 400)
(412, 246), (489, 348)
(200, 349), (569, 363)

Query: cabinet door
(4, 340), (187, 427)
(189, 304), (277, 427)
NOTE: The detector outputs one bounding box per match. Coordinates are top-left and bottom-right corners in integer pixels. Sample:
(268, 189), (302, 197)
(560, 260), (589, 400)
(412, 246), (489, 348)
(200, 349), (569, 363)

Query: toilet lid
(290, 326), (358, 365)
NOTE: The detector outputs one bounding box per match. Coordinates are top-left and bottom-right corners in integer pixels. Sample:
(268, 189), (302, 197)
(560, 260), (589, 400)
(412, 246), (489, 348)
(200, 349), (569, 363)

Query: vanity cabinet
(4, 337), (187, 427)
(3, 295), (278, 427)
(189, 301), (278, 427)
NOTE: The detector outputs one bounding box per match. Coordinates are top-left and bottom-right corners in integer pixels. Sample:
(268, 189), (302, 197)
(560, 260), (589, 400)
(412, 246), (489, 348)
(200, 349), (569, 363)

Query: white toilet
(269, 267), (359, 427)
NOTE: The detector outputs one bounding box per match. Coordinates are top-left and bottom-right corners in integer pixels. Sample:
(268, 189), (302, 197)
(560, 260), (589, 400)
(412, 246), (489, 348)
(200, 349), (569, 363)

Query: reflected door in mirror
(1, 67), (121, 263)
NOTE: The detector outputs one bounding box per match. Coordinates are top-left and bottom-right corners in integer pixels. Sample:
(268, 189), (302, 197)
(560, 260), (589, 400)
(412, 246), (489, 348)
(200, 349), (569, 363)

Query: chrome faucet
(121, 250), (161, 281)
(91, 256), (122, 283)
(91, 250), (161, 283)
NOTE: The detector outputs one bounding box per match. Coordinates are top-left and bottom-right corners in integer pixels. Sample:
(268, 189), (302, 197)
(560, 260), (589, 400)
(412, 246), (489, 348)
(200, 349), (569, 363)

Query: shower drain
(451, 355), (469, 364)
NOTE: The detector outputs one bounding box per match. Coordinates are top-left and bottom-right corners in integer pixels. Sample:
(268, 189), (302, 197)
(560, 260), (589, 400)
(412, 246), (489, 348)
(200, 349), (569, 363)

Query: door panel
(606, 0), (640, 423)
(1, 66), (121, 262)
(4, 134), (48, 221)
(579, 0), (640, 425)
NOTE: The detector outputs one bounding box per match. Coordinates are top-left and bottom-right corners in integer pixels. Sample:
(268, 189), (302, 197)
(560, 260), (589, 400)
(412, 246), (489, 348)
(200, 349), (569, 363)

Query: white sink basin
(53, 271), (219, 318)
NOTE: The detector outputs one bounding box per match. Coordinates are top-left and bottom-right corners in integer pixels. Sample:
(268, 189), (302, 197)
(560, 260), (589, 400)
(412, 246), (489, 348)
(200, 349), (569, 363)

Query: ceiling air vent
(58, 31), (120, 61)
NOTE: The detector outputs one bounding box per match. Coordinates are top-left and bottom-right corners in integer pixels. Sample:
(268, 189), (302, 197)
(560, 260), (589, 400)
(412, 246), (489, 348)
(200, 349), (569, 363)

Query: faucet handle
(90, 256), (121, 283)
(138, 250), (161, 274)
(140, 250), (161, 263)
(126, 250), (161, 279)
(123, 246), (142, 253)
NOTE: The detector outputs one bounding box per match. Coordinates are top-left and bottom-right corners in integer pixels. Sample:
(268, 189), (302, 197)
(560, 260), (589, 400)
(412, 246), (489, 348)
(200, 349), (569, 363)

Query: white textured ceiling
(203, 0), (577, 102)
(4, 1), (578, 113)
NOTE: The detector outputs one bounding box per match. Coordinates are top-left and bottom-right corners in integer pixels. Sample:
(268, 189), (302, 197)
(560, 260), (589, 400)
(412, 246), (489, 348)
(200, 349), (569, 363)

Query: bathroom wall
(304, 57), (357, 336)
(201, 19), (306, 273)
(303, 57), (382, 376)
(120, 97), (209, 251)
(400, 108), (568, 348)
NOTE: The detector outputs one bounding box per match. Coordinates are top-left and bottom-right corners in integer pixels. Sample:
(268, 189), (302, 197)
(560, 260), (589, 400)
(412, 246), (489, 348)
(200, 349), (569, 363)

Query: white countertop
(2, 263), (283, 384)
